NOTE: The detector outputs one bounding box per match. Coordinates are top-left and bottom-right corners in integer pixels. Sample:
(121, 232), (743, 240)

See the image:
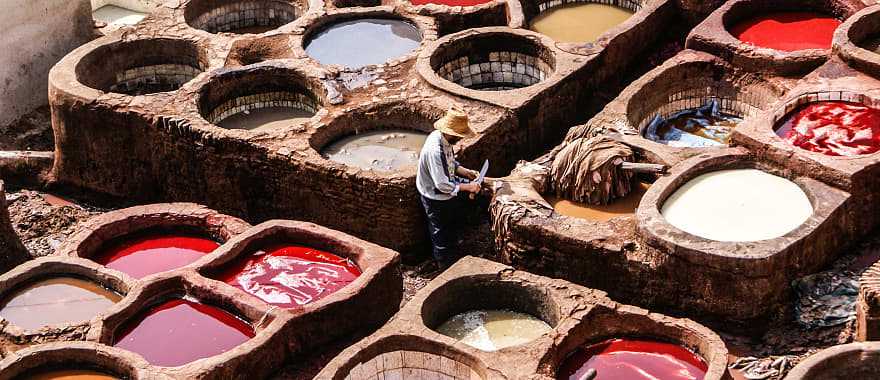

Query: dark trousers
(420, 194), (465, 266)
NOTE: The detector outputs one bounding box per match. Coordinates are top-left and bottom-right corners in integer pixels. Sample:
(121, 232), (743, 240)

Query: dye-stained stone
(113, 299), (254, 367)
(305, 19), (421, 69)
(530, 3), (634, 43)
(322, 130), (428, 173)
(94, 233), (219, 279)
(0, 278), (122, 330)
(218, 244), (362, 308)
(775, 101), (880, 157)
(557, 338), (708, 380)
(435, 310), (551, 351)
(729, 12), (840, 51)
(660, 169), (812, 242)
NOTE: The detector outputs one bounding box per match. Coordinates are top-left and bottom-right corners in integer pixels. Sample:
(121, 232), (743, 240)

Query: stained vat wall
(0, 0), (93, 128)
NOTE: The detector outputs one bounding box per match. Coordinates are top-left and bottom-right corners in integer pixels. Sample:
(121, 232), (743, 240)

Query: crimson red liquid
(775, 101), (880, 157)
(95, 233), (219, 279)
(557, 338), (708, 380)
(409, 0), (492, 6)
(113, 299), (254, 367)
(217, 244), (361, 308)
(730, 12), (840, 52)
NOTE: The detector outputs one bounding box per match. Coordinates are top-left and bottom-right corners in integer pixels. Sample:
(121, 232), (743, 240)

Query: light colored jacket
(416, 130), (460, 200)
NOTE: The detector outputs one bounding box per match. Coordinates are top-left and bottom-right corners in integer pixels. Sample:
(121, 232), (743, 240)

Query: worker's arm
(427, 152), (480, 194)
(455, 165), (478, 180)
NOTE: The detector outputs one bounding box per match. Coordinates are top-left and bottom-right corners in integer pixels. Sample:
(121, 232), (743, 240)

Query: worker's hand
(460, 182), (481, 194)
(460, 168), (479, 180)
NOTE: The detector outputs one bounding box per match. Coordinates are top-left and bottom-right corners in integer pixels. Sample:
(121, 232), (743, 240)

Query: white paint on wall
(0, 0), (93, 128)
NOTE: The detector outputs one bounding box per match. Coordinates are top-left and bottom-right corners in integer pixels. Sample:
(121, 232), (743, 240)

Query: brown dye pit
(322, 130), (428, 173)
(546, 182), (650, 222)
(530, 3), (634, 43)
(23, 369), (119, 380)
(0, 278), (122, 330)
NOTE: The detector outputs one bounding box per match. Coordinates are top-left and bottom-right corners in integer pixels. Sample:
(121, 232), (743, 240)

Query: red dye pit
(557, 338), (708, 380)
(775, 101), (880, 157)
(730, 12), (840, 52)
(95, 233), (219, 279)
(408, 0), (492, 7)
(113, 299), (254, 367)
(218, 244), (361, 309)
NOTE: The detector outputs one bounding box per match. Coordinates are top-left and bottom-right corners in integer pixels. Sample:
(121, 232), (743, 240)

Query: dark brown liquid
(0, 278), (122, 330)
(546, 182), (650, 222)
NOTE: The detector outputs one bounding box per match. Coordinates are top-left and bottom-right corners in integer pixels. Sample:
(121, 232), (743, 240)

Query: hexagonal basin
(214, 243), (361, 308)
(557, 338), (708, 380)
(304, 18), (422, 69)
(93, 229), (220, 279)
(113, 298), (254, 367)
(544, 181), (650, 222)
(185, 0), (303, 34)
(322, 130), (428, 173)
(24, 369), (119, 380)
(661, 169), (813, 242)
(529, 1), (637, 43)
(423, 278), (559, 352)
(431, 32), (555, 91)
(774, 101), (880, 157)
(729, 11), (840, 51)
(0, 277), (122, 330)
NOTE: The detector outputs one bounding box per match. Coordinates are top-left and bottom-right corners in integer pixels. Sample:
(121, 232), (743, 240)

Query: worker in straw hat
(416, 108), (482, 269)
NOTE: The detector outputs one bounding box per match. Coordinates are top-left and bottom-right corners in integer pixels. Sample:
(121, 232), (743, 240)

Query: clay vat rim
(765, 90), (880, 161)
(55, 203), (250, 280)
(783, 342), (880, 379)
(183, 0), (309, 35)
(323, 334), (490, 380)
(418, 274), (562, 350)
(834, 4), (880, 77)
(98, 273), (284, 370)
(308, 102), (442, 178)
(0, 341), (148, 380)
(0, 257), (131, 337)
(192, 220), (399, 313)
(194, 64), (326, 133)
(73, 37), (209, 97)
(300, 10), (427, 71)
(636, 150), (850, 263)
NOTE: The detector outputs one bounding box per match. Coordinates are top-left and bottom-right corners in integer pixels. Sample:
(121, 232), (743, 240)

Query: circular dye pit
(93, 4), (148, 29)
(24, 369), (119, 380)
(94, 232), (219, 279)
(305, 18), (421, 69)
(185, 0), (302, 34)
(557, 338), (708, 380)
(530, 3), (635, 43)
(661, 169), (812, 242)
(0, 277), (122, 330)
(322, 130), (428, 173)
(546, 182), (650, 222)
(432, 33), (555, 91)
(113, 299), (254, 367)
(436, 309), (552, 351)
(217, 105), (314, 131)
(643, 101), (742, 147)
(775, 101), (880, 157)
(217, 244), (361, 308)
(729, 12), (841, 52)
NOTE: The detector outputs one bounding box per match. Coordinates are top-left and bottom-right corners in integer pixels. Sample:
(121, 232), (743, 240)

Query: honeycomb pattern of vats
(315, 256), (730, 379)
(0, 203), (402, 379)
(857, 260), (880, 341)
(783, 342), (880, 379)
(686, 0), (865, 75)
(185, 0), (303, 34)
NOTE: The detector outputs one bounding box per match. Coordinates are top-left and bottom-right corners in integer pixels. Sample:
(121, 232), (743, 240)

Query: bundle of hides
(551, 135), (634, 205)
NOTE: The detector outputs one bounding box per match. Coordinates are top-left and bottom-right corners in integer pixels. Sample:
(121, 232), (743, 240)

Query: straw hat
(434, 109), (476, 138)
